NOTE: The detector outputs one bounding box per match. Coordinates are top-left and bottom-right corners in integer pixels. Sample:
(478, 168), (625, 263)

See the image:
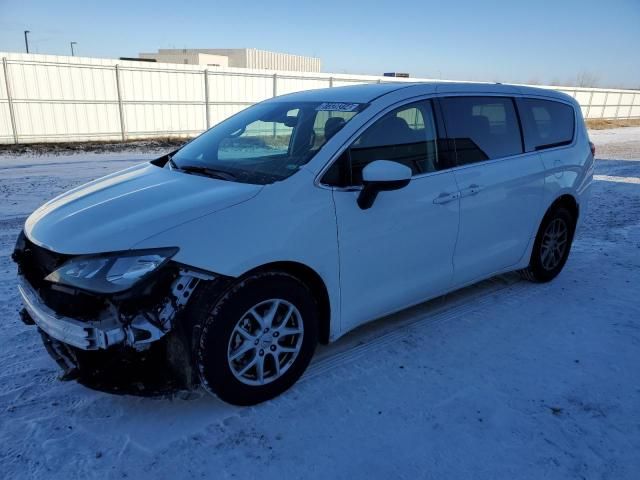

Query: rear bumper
(18, 276), (126, 350)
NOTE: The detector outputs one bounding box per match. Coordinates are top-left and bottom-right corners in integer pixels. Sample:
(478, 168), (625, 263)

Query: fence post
(2, 57), (19, 144)
(114, 65), (126, 142)
(613, 93), (622, 119)
(630, 93), (637, 119)
(329, 76), (334, 88)
(204, 69), (210, 129)
(585, 90), (594, 119)
(601, 92), (608, 119)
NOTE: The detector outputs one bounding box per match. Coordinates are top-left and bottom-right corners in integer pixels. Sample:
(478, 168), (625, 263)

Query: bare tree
(575, 71), (599, 88)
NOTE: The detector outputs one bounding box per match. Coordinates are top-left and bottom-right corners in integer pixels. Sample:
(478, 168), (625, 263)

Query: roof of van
(271, 81), (575, 104)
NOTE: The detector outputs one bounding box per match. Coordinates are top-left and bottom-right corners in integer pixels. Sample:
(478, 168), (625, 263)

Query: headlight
(44, 247), (178, 294)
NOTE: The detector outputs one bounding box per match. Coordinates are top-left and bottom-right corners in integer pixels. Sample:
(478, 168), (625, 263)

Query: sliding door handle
(433, 191), (460, 205)
(461, 184), (482, 197)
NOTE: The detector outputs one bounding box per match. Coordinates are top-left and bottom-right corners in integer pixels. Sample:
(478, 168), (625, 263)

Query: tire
(520, 206), (576, 283)
(193, 271), (318, 406)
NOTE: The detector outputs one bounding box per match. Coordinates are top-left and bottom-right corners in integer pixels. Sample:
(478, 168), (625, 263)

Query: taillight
(589, 141), (596, 157)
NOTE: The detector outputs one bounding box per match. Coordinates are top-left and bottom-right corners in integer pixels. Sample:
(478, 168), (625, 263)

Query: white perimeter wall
(1, 52), (639, 144)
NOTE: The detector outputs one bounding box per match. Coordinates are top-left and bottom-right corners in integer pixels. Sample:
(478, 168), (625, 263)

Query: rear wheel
(521, 206), (576, 283)
(194, 272), (318, 405)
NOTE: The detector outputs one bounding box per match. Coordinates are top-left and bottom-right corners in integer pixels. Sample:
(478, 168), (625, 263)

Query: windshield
(170, 101), (366, 184)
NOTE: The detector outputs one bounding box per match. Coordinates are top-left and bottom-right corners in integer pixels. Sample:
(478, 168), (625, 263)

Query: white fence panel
(208, 72), (273, 103)
(208, 104), (247, 130)
(617, 93), (633, 118)
(0, 104), (12, 142)
(0, 109), (12, 140)
(1, 52), (639, 144)
(206, 71), (274, 128)
(631, 94), (640, 118)
(574, 91), (592, 104)
(332, 79), (374, 87)
(0, 60), (14, 143)
(276, 76), (331, 96)
(5, 58), (122, 142)
(119, 65), (206, 139)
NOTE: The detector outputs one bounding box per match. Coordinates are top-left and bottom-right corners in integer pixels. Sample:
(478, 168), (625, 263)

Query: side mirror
(357, 160), (412, 210)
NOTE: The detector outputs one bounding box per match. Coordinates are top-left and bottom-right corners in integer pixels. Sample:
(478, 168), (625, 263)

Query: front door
(324, 99), (460, 333)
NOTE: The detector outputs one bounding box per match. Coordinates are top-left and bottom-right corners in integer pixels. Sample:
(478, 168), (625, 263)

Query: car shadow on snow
(68, 271), (523, 401)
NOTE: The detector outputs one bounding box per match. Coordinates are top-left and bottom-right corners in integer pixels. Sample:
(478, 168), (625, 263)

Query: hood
(25, 162), (262, 254)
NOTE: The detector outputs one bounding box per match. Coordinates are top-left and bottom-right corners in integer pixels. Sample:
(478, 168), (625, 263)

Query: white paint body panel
(333, 171), (460, 332)
(362, 160), (412, 182)
(451, 151), (545, 286)
(24, 83), (594, 342)
(132, 169), (343, 338)
(25, 162), (262, 254)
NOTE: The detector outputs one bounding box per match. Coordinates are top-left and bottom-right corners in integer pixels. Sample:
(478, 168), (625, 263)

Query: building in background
(139, 48), (321, 72)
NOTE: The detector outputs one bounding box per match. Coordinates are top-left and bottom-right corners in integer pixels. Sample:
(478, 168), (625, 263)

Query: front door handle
(433, 191), (460, 205)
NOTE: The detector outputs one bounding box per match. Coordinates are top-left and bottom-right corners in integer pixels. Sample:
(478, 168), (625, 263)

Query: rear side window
(518, 98), (575, 151)
(440, 97), (523, 164)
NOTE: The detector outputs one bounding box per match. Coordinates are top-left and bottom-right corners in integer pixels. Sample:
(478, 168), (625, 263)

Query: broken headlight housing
(44, 247), (179, 294)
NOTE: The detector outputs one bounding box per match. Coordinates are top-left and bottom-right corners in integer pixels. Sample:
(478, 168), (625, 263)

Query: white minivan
(14, 82), (594, 405)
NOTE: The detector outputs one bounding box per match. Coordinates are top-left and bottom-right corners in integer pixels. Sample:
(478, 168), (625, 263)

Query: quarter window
(518, 98), (575, 151)
(440, 97), (523, 164)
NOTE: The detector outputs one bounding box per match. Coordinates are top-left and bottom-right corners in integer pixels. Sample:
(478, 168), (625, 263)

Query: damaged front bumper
(17, 268), (209, 351)
(17, 267), (224, 393)
(18, 275), (125, 349)
(12, 232), (234, 393)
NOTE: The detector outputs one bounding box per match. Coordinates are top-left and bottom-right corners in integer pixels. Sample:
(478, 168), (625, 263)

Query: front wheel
(520, 206), (576, 283)
(194, 272), (318, 405)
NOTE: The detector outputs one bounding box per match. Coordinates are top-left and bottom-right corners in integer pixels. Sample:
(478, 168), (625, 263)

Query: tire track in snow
(303, 277), (538, 382)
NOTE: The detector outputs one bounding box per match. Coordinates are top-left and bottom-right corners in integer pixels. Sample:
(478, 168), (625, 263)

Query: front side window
(311, 110), (359, 150)
(171, 101), (364, 184)
(323, 100), (439, 186)
(518, 98), (575, 151)
(440, 96), (523, 164)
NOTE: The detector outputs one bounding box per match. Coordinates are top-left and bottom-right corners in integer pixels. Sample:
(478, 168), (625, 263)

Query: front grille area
(13, 231), (107, 320)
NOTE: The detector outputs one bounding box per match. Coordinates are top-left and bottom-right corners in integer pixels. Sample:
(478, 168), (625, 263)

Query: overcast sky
(0, 0), (638, 88)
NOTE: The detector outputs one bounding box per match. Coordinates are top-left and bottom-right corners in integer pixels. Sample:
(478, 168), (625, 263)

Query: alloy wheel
(227, 299), (304, 386)
(540, 217), (569, 270)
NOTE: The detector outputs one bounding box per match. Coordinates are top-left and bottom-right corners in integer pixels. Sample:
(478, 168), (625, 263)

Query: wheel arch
(546, 193), (579, 224)
(241, 261), (332, 345)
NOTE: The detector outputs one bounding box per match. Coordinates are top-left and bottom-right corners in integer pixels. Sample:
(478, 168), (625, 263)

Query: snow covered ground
(1, 129), (639, 479)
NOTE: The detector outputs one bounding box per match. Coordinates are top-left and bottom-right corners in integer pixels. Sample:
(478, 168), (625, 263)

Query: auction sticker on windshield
(315, 102), (362, 112)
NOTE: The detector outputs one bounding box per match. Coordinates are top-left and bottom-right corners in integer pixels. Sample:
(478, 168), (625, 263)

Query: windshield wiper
(174, 164), (237, 181)
(167, 155), (179, 170)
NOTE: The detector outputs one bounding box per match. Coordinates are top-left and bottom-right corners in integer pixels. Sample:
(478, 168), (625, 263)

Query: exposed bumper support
(18, 277), (125, 350)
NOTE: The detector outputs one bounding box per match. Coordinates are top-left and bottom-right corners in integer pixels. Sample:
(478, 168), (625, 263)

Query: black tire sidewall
(529, 207), (575, 282)
(196, 272), (318, 406)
